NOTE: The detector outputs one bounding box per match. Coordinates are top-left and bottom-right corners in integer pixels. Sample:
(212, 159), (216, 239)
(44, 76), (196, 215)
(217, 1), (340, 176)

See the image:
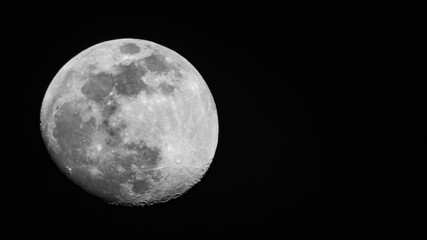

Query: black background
(5, 2), (426, 238)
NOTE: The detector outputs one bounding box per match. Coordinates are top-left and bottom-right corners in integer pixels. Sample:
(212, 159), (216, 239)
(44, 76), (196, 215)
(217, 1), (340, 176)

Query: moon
(40, 39), (218, 206)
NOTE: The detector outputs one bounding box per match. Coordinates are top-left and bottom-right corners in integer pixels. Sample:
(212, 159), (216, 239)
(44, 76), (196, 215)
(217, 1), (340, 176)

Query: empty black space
(5, 2), (426, 238)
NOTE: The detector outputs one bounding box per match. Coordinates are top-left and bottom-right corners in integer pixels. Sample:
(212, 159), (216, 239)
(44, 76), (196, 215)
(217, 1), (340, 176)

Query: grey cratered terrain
(40, 39), (218, 206)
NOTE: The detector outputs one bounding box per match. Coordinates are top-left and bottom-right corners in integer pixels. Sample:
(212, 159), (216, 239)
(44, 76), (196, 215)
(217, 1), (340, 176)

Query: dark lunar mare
(123, 141), (161, 168)
(52, 101), (96, 163)
(143, 53), (170, 74)
(114, 62), (148, 96)
(158, 82), (176, 95)
(144, 52), (183, 79)
(111, 140), (162, 195)
(52, 56), (181, 201)
(131, 179), (151, 194)
(81, 61), (148, 102)
(119, 43), (141, 55)
(71, 166), (134, 202)
(103, 122), (126, 147)
(101, 99), (118, 119)
(80, 54), (182, 104)
(43, 69), (78, 134)
(51, 99), (160, 199)
(81, 72), (114, 103)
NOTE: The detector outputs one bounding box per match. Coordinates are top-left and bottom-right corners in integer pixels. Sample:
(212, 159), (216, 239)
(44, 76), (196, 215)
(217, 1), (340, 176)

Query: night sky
(5, 2), (425, 238)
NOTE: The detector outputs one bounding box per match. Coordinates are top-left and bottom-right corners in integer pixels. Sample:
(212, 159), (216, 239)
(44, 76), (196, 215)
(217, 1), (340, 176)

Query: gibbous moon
(40, 39), (218, 206)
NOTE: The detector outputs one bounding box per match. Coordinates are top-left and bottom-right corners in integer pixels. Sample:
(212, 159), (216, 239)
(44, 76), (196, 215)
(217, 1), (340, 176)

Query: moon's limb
(40, 39), (218, 205)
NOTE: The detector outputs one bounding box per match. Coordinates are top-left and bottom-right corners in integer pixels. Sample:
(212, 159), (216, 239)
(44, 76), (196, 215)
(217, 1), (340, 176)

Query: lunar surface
(40, 39), (218, 206)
